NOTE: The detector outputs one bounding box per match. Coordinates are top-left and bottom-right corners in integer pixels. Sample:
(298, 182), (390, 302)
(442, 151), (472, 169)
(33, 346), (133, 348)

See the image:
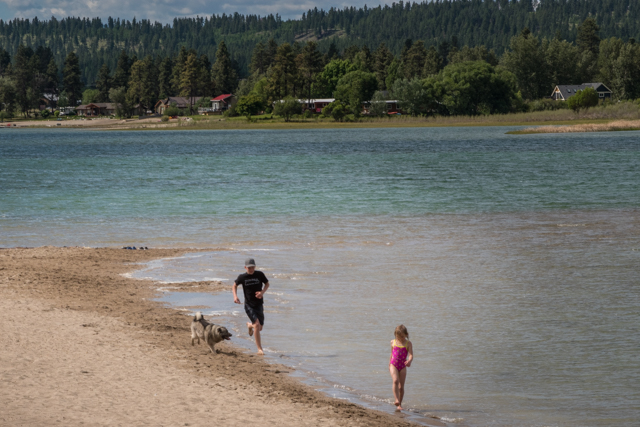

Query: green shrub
(40, 110), (51, 119)
(236, 94), (265, 116)
(160, 115), (169, 122)
(273, 97), (302, 122)
(528, 98), (569, 112)
(223, 105), (239, 117)
(322, 100), (348, 121)
(164, 106), (180, 116)
(567, 88), (599, 113)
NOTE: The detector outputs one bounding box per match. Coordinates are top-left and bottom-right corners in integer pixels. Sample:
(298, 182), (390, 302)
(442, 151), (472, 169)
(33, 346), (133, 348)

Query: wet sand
(0, 247), (437, 426)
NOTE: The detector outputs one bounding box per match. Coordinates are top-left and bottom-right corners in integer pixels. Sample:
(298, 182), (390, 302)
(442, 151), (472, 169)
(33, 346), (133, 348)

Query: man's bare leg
(253, 320), (264, 355)
(247, 322), (254, 336)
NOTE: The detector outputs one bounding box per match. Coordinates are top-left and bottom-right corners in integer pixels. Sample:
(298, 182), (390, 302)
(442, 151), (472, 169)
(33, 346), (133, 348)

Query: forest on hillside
(2, 13), (640, 121)
(0, 0), (639, 83)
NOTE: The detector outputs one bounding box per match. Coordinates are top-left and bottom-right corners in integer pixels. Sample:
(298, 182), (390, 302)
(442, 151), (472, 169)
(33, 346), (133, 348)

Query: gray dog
(191, 312), (233, 354)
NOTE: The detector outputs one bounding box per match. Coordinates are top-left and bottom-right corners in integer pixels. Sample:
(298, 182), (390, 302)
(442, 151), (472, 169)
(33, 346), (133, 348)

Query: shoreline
(0, 115), (626, 132)
(0, 247), (443, 427)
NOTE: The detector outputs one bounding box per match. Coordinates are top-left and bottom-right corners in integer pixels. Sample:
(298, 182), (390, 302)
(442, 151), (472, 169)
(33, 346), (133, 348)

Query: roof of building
(552, 83), (612, 100)
(156, 97), (203, 108)
(297, 98), (335, 103)
(76, 103), (116, 109)
(211, 94), (235, 101)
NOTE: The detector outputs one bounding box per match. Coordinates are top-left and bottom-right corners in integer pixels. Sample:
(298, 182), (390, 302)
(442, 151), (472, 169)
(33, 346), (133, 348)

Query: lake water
(1, 127), (639, 426)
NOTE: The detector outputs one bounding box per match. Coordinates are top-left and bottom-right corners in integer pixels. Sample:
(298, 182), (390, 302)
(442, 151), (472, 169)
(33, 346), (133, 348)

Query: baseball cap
(245, 258), (256, 267)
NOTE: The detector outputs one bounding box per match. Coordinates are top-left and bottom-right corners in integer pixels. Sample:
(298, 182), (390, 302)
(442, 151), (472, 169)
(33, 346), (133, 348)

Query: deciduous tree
(334, 70), (378, 115)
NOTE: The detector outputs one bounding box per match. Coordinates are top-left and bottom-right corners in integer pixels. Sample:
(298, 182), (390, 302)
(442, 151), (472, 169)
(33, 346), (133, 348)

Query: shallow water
(1, 127), (639, 426)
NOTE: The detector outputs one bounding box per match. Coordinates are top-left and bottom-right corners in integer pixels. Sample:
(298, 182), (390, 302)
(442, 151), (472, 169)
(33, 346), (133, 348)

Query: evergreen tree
(63, 52), (83, 106)
(112, 50), (131, 89)
(0, 48), (10, 77)
(384, 58), (400, 90)
(372, 43), (394, 90)
(423, 46), (442, 76)
(158, 56), (174, 98)
(127, 57), (157, 113)
(95, 64), (112, 102)
(211, 41), (237, 94)
(353, 45), (372, 72)
(576, 18), (601, 82)
(325, 41), (339, 62)
(577, 17), (601, 56)
(502, 29), (550, 100)
(297, 41), (323, 100)
(438, 40), (451, 67)
(266, 38), (279, 68)
(44, 58), (59, 110)
(401, 40), (427, 79)
(342, 45), (360, 62)
(544, 38), (580, 86)
(34, 46), (54, 75)
(250, 42), (268, 75)
(198, 54), (213, 97)
(12, 45), (36, 116)
(172, 47), (189, 93)
(267, 43), (297, 99)
(448, 46), (498, 66)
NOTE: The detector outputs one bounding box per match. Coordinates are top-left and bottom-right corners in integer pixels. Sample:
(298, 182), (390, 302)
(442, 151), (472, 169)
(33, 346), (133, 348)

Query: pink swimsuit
(390, 339), (409, 371)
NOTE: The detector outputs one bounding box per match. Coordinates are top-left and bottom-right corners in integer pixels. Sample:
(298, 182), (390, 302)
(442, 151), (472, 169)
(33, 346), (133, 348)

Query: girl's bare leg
(389, 364), (402, 410)
(397, 367), (407, 409)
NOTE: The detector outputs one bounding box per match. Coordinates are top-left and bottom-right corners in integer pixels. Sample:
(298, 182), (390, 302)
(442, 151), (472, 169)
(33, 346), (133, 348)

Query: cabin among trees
(76, 103), (116, 116)
(203, 94), (237, 114)
(298, 99), (334, 113)
(551, 83), (612, 101)
(155, 97), (204, 114)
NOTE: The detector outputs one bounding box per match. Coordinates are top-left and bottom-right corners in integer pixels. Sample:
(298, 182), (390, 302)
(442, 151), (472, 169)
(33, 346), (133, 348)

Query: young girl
(389, 324), (413, 411)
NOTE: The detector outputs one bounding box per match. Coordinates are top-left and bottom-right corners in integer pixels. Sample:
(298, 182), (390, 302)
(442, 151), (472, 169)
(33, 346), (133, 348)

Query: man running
(232, 258), (270, 355)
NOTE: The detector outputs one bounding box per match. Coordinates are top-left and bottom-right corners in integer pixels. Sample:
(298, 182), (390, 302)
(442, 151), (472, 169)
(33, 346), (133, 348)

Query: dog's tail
(193, 311), (204, 321)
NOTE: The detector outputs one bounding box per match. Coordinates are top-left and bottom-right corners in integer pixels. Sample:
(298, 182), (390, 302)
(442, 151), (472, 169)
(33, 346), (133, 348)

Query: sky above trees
(0, 0), (386, 23)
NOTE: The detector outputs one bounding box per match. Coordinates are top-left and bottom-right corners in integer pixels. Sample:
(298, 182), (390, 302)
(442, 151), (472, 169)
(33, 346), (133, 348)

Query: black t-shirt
(235, 271), (269, 308)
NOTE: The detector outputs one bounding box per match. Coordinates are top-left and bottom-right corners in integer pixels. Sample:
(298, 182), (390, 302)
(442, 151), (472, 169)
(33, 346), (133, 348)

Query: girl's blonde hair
(394, 324), (409, 340)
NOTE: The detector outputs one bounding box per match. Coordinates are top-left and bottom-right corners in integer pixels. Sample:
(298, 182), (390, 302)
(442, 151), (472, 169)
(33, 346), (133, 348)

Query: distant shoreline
(507, 119), (640, 134)
(0, 115), (626, 132)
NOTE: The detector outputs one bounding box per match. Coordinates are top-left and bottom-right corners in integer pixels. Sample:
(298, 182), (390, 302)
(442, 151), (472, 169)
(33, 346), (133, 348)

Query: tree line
(0, 0), (639, 84)
(2, 16), (640, 118)
(0, 42), (237, 117)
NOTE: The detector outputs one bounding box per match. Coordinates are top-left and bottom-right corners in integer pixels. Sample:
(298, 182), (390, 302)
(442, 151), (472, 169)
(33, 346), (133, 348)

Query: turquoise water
(1, 127), (639, 426)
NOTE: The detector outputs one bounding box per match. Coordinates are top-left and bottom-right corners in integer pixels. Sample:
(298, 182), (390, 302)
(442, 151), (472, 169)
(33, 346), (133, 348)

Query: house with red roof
(199, 94), (237, 114)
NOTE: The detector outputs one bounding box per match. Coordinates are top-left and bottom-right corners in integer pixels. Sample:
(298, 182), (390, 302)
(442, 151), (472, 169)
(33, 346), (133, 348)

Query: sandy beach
(1, 116), (183, 130)
(0, 247), (437, 427)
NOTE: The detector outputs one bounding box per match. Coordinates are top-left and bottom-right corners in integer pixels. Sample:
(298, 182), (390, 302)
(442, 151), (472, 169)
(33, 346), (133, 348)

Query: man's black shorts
(245, 304), (264, 326)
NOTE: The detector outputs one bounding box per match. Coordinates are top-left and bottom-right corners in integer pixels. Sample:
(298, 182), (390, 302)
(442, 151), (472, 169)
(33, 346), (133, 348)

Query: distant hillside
(1, 0), (639, 84)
